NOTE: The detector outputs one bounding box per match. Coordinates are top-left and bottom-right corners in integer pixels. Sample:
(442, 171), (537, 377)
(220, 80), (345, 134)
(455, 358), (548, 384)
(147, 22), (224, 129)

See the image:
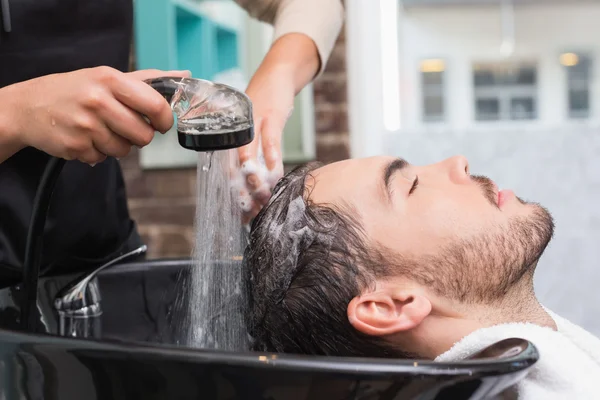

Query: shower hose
(21, 156), (66, 331)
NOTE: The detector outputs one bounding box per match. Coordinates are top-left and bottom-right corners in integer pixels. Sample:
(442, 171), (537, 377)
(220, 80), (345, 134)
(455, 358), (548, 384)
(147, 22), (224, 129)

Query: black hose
(21, 156), (66, 331)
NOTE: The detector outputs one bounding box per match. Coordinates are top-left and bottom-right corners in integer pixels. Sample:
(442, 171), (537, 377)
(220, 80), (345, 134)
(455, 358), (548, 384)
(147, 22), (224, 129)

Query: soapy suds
(170, 149), (249, 351)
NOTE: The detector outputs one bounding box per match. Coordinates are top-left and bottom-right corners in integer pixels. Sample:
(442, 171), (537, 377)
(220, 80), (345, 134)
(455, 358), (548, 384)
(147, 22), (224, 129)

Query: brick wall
(120, 23), (349, 259)
(313, 24), (349, 163)
(119, 152), (196, 258)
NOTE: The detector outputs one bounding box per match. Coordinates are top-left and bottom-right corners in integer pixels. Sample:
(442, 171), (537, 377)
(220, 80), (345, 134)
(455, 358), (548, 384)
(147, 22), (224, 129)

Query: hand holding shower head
(146, 77), (254, 152)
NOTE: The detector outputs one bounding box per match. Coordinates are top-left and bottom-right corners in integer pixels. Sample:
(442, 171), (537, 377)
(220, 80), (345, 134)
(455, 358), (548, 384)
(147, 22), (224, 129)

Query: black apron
(0, 0), (143, 288)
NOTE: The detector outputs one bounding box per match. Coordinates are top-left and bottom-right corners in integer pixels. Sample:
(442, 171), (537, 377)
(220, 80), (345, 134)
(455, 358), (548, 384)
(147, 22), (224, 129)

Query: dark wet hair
(243, 162), (418, 358)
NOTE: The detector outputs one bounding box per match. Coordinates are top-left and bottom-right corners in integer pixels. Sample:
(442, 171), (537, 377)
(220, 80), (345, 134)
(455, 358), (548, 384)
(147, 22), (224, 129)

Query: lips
(490, 177), (517, 208)
(488, 178), (515, 207)
(489, 180), (510, 207)
(497, 189), (504, 207)
(497, 189), (515, 208)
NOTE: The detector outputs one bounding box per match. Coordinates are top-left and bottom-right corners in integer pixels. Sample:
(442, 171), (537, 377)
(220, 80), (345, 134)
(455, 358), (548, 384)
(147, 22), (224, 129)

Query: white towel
(435, 309), (600, 399)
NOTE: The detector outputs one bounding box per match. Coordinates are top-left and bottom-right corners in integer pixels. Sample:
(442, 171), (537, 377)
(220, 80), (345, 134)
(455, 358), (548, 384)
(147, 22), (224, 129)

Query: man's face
(307, 155), (554, 302)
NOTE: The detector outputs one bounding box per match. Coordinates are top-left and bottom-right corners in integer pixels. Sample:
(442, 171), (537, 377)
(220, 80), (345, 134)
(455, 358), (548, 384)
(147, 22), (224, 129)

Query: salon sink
(0, 258), (538, 399)
(0, 258), (191, 344)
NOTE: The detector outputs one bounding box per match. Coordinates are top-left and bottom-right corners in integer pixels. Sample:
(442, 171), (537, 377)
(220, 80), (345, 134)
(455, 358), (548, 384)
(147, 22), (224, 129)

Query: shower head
(146, 76), (254, 152)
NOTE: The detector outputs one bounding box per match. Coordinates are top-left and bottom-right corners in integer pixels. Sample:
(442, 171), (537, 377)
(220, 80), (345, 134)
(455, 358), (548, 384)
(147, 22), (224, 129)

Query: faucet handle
(54, 245), (147, 313)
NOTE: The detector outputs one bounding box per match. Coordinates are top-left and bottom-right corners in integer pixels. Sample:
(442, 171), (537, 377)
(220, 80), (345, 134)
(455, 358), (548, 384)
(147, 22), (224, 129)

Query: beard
(424, 179), (555, 304)
(471, 175), (500, 208)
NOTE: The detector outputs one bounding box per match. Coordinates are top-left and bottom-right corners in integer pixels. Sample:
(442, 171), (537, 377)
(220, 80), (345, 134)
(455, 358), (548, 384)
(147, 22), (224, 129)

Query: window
(473, 62), (538, 121)
(420, 59), (445, 122)
(561, 52), (592, 119)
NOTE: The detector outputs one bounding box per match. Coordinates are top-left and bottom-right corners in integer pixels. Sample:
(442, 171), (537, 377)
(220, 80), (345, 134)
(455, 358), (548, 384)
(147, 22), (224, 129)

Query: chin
(529, 203), (555, 246)
(509, 198), (554, 239)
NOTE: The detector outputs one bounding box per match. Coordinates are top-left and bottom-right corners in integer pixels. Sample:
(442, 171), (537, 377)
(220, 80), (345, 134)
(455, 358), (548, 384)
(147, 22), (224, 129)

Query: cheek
(394, 195), (503, 252)
(365, 190), (509, 257)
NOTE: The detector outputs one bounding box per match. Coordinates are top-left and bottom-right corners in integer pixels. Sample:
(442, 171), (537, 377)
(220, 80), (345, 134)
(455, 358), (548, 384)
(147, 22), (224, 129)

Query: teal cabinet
(133, 0), (239, 80)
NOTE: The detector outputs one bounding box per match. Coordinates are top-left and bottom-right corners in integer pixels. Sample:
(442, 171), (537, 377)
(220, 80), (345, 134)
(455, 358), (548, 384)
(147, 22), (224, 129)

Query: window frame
(472, 60), (539, 123)
(561, 51), (593, 120)
(420, 58), (447, 123)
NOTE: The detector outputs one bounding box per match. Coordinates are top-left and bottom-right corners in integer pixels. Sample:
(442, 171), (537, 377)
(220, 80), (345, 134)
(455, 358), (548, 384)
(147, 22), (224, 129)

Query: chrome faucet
(53, 245), (147, 338)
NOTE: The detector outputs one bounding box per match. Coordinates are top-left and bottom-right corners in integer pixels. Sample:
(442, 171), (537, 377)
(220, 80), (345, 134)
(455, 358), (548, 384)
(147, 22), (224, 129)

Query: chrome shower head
(146, 76), (254, 152)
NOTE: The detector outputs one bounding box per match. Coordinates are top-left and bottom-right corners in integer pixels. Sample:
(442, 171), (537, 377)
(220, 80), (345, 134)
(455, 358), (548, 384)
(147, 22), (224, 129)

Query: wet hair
(243, 162), (418, 358)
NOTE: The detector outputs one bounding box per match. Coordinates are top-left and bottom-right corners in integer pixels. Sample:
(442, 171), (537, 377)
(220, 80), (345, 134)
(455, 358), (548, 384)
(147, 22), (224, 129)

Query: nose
(445, 155), (470, 183)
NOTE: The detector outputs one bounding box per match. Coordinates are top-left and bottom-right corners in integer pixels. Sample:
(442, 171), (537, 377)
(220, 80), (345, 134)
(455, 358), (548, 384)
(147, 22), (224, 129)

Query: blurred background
(122, 0), (600, 335)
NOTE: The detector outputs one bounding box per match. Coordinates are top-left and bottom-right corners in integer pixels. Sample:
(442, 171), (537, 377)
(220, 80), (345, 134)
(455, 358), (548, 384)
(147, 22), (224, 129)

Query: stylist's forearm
(0, 86), (25, 163)
(249, 33), (320, 94)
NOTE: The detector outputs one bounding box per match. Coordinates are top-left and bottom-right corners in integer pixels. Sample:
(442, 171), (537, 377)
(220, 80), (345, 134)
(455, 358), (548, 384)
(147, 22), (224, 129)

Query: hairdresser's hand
(2, 66), (190, 165)
(232, 33), (320, 224)
(236, 65), (294, 224)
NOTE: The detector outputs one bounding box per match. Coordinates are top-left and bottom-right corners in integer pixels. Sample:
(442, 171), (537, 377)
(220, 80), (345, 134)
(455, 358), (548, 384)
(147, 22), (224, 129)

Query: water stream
(170, 149), (248, 351)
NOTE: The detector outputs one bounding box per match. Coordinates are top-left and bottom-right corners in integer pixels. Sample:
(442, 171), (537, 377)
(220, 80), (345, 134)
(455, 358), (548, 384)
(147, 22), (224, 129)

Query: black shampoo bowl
(0, 258), (538, 399)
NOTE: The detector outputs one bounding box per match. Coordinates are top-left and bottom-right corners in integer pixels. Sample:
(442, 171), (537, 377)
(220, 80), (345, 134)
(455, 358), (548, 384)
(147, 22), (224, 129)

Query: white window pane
(423, 96), (444, 120)
(422, 71), (443, 85)
(475, 98), (500, 121)
(474, 69), (494, 87)
(473, 62), (538, 121)
(473, 63), (536, 86)
(423, 86), (444, 97)
(565, 54), (592, 119)
(515, 66), (536, 85)
(421, 68), (445, 121)
(511, 97), (536, 120)
(568, 55), (591, 80)
(569, 90), (590, 118)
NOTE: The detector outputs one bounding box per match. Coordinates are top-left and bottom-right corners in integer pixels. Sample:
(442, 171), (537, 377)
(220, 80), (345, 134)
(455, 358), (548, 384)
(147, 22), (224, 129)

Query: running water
(202, 151), (213, 172)
(170, 149), (248, 351)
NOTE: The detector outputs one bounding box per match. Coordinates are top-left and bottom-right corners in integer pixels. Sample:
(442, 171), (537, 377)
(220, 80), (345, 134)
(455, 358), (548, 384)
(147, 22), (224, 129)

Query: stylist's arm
(233, 0), (344, 223)
(0, 67), (190, 164)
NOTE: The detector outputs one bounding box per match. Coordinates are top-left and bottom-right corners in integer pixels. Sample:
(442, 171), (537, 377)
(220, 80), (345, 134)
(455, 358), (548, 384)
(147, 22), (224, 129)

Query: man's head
(243, 155), (554, 358)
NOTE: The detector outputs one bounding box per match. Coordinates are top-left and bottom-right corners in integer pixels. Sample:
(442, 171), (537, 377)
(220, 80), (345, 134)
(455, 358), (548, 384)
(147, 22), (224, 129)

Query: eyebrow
(383, 158), (410, 201)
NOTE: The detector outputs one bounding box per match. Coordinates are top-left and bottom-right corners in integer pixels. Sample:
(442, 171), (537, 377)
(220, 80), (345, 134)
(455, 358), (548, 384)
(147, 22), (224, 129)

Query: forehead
(307, 156), (396, 207)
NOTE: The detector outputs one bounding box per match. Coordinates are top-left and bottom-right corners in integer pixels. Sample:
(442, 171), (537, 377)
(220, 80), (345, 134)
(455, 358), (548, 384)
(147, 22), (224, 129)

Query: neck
(403, 272), (557, 359)
(484, 273), (556, 328)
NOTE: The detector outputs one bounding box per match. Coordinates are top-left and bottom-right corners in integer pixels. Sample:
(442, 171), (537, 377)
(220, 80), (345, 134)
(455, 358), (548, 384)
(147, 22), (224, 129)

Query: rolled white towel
(435, 309), (600, 399)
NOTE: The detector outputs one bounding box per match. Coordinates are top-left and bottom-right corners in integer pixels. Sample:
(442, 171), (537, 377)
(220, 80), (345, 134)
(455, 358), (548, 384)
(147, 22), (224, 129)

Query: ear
(347, 288), (432, 337)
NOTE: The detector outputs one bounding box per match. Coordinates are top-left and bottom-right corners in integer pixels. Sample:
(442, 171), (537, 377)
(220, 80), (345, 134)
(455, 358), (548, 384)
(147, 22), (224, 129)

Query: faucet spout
(53, 245), (147, 338)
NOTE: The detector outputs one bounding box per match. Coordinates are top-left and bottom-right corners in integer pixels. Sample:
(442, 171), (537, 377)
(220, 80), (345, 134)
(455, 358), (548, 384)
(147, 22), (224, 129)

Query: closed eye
(384, 158), (409, 201)
(409, 176), (419, 195)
